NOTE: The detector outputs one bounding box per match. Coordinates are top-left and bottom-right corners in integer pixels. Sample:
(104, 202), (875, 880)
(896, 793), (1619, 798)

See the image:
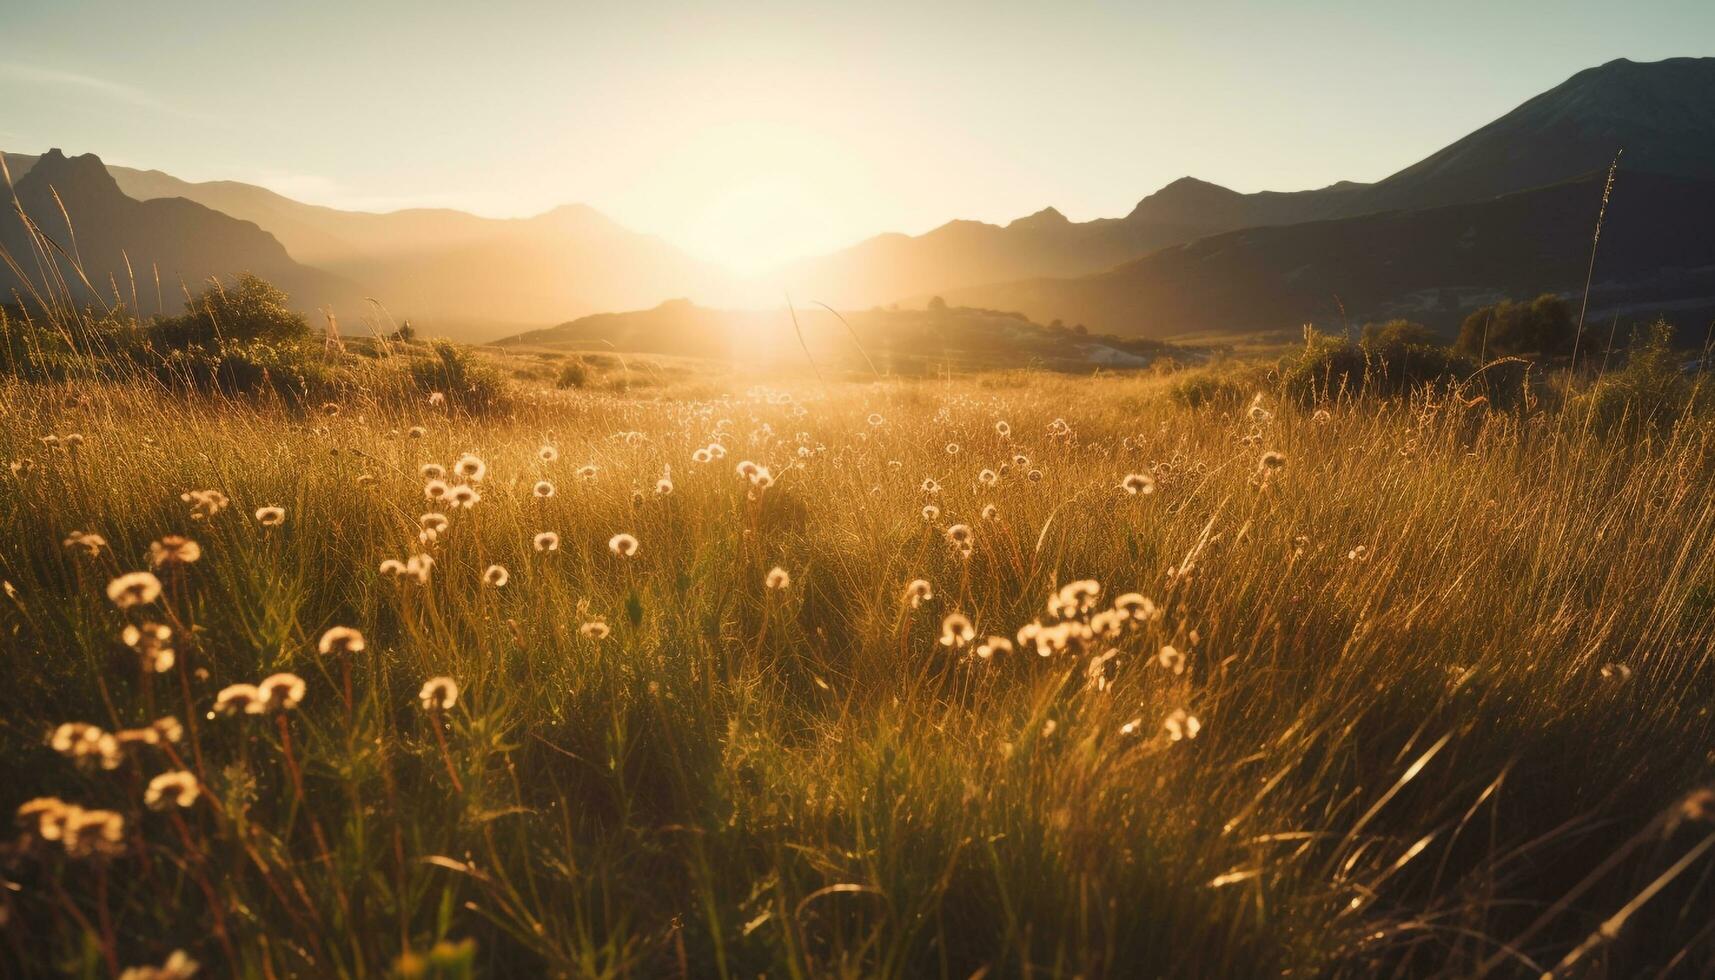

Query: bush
(557, 359), (589, 389)
(408, 340), (509, 412)
(1281, 329), (1479, 402)
(1574, 320), (1708, 433)
(1453, 294), (1578, 359)
(148, 274), (310, 348)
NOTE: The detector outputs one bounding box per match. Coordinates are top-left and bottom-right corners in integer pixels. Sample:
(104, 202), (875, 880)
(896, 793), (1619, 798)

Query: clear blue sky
(3, 0), (1711, 269)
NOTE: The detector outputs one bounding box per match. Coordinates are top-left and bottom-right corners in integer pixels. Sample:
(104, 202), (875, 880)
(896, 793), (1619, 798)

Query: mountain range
(5, 56), (1714, 343)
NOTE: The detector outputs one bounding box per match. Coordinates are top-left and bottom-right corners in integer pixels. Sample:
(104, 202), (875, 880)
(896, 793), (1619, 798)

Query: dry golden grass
(3, 361), (1715, 977)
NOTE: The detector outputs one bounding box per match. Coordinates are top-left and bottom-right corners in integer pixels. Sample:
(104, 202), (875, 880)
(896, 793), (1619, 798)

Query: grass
(2, 336), (1715, 978)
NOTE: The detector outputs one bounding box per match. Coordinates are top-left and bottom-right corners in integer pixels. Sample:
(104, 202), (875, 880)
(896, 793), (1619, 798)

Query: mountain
(779, 57), (1715, 311)
(7, 153), (724, 339)
(500, 298), (1185, 373)
(1, 149), (363, 316)
(938, 170), (1715, 338)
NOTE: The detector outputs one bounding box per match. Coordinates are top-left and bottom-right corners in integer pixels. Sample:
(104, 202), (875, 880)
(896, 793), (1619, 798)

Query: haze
(4, 0), (1710, 273)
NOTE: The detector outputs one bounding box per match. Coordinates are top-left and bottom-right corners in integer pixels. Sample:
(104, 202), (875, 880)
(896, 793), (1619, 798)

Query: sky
(3, 1), (1712, 272)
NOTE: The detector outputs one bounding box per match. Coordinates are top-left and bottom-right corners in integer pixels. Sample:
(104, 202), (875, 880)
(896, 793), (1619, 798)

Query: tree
(1453, 294), (1575, 358)
(150, 274), (309, 348)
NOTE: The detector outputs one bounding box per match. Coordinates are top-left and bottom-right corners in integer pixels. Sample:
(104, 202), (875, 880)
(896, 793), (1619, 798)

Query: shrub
(1453, 294), (1577, 359)
(408, 340), (509, 412)
(148, 274), (310, 348)
(557, 359), (589, 389)
(1574, 319), (1708, 433)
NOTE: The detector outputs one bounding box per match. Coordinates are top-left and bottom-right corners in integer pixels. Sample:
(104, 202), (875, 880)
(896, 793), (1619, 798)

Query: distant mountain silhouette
(6, 153), (724, 338)
(782, 56), (1715, 310)
(939, 171), (1715, 338)
(1, 149), (363, 316)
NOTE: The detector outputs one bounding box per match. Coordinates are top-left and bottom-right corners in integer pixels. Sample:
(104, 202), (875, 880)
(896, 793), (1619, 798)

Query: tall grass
(2, 339), (1715, 976)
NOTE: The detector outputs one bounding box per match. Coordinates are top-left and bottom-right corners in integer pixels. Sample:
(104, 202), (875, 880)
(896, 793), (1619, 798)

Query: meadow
(3, 334), (1715, 978)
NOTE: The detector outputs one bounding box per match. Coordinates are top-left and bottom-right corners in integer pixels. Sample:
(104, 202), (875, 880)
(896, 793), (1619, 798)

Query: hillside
(1, 150), (363, 316)
(7, 153), (726, 336)
(780, 57), (1715, 311)
(940, 170), (1715, 338)
(500, 298), (1183, 372)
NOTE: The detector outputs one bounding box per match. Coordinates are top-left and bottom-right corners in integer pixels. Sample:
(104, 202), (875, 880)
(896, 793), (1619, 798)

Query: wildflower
(1347, 545), (1370, 561)
(420, 512), (450, 536)
(149, 535), (202, 568)
(656, 477), (674, 495)
(409, 426), (427, 438)
(122, 623), (175, 672)
(1258, 451), (1287, 473)
(945, 524), (972, 547)
(51, 723), (121, 769)
(765, 566), (791, 590)
(1164, 708), (1202, 741)
(706, 443), (727, 459)
(1312, 409), (1332, 424)
(1027, 469), (1043, 482)
(979, 469), (998, 486)
(981, 503), (1000, 521)
(1247, 396), (1272, 422)
(447, 485), (480, 509)
(580, 621), (610, 640)
(737, 460), (760, 479)
(214, 684), (264, 716)
(106, 571), (163, 609)
(921, 478), (941, 494)
(608, 533), (639, 557)
(10, 459), (34, 478)
(922, 504), (940, 522)
(424, 479), (450, 501)
(1090, 609), (1127, 637)
(429, 392), (446, 406)
(975, 636), (1013, 659)
(317, 626), (366, 656)
(144, 771), (200, 811)
(62, 807), (125, 858)
(939, 612), (975, 648)
(533, 480), (556, 498)
(254, 506), (286, 527)
(867, 413), (884, 426)
(17, 797), (72, 841)
(483, 564), (510, 587)
(1121, 473), (1156, 495)
(422, 463), (447, 479)
(539, 445), (559, 462)
(1601, 663), (1633, 681)
(419, 676), (459, 711)
(533, 531), (560, 552)
(1012, 453), (1029, 467)
(180, 489), (229, 520)
(1120, 717), (1145, 735)
(63, 530), (108, 556)
(576, 464), (598, 480)
(405, 554), (435, 583)
(995, 420), (1011, 437)
(379, 558), (407, 577)
(453, 454), (487, 481)
(151, 716), (184, 743)
(1047, 579), (1102, 619)
(750, 467), (774, 489)
(904, 579), (934, 608)
(64, 433), (85, 448)
(1113, 592), (1159, 621)
(692, 448), (712, 463)
(945, 443), (960, 455)
(259, 673), (307, 711)
(1157, 644), (1186, 674)
(117, 949), (200, 980)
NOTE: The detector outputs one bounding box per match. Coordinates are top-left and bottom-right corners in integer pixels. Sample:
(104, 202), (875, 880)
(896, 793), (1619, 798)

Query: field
(4, 348), (1715, 978)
